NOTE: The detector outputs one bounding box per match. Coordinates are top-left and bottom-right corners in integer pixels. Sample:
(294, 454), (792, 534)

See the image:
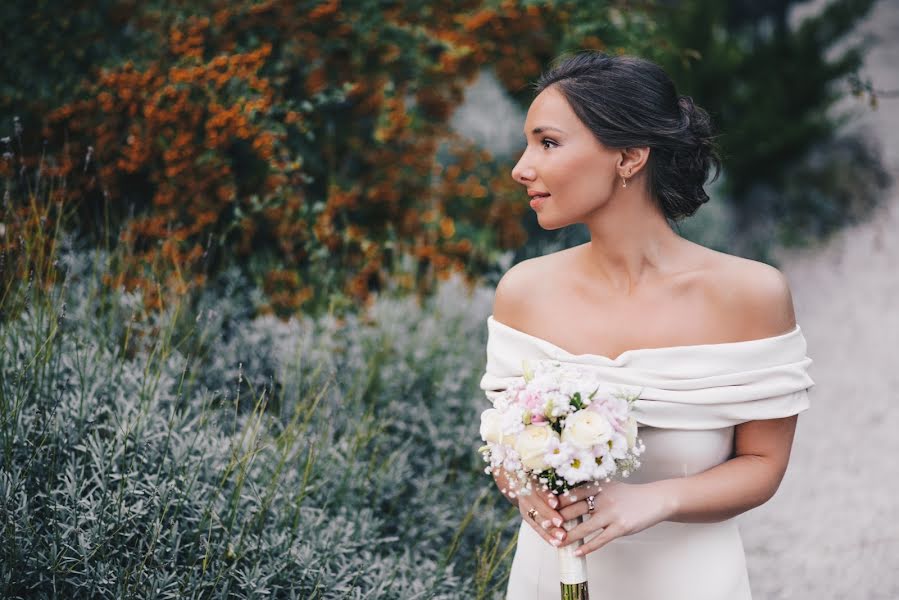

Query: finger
(559, 486), (604, 520)
(558, 512), (608, 546)
(533, 481), (561, 510)
(535, 482), (564, 527)
(558, 501), (589, 523)
(573, 522), (620, 556)
(550, 505), (593, 545)
(521, 502), (567, 547)
(558, 482), (603, 508)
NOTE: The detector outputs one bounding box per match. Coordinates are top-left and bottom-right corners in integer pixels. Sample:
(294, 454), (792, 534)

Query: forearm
(650, 454), (781, 524)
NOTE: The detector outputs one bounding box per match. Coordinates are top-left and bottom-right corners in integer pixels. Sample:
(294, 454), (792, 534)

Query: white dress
(479, 315), (814, 600)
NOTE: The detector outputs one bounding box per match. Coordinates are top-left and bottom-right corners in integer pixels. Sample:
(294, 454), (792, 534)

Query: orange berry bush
(7, 0), (664, 317)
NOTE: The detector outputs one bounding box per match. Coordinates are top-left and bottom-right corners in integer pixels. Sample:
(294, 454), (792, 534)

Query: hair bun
(677, 94), (710, 139)
(677, 95), (695, 122)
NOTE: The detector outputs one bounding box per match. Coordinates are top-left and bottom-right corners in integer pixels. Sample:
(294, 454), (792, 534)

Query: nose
(511, 154), (535, 185)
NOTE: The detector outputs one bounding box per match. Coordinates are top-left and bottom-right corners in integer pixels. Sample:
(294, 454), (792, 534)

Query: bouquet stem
(560, 583), (589, 600)
(558, 515), (589, 599)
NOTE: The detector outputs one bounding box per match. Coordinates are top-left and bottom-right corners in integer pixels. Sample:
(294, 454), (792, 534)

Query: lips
(529, 195), (549, 209)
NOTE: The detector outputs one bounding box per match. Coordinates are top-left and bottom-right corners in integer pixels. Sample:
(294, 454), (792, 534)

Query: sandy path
(739, 3), (899, 598)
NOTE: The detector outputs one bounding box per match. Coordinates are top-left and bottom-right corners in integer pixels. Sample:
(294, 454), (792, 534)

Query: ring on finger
(527, 507), (539, 521)
(586, 495), (596, 513)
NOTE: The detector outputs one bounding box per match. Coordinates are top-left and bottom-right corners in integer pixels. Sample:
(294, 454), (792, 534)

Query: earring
(622, 176), (628, 188)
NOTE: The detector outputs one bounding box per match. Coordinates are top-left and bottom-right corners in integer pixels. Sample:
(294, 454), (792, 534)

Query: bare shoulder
(492, 249), (572, 328)
(702, 250), (797, 339)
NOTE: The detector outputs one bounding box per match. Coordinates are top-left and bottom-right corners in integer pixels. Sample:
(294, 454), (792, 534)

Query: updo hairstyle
(534, 52), (722, 221)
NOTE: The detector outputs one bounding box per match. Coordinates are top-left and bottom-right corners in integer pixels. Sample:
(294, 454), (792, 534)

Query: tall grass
(0, 149), (519, 598)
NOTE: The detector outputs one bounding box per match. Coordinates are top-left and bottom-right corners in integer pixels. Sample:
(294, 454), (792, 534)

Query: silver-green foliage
(0, 239), (516, 599)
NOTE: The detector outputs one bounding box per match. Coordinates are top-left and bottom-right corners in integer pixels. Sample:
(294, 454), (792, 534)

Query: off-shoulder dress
(480, 315), (814, 600)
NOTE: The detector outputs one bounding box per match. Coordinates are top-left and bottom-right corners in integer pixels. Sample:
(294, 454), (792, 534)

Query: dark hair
(534, 51), (722, 221)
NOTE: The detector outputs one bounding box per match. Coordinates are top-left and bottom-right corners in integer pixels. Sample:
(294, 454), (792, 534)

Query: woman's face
(511, 85), (622, 230)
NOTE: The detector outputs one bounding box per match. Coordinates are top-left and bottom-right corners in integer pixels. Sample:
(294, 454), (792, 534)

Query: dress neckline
(487, 314), (803, 364)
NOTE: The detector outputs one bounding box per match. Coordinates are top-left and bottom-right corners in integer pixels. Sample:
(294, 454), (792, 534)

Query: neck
(580, 186), (684, 294)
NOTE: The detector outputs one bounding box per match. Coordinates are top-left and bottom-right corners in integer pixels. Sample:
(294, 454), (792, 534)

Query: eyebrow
(525, 126), (566, 136)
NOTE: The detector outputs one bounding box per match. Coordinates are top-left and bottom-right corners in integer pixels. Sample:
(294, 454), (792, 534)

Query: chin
(536, 213), (574, 231)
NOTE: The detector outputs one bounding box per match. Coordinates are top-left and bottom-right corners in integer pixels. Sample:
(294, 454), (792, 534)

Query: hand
(556, 480), (674, 556)
(513, 475), (569, 548)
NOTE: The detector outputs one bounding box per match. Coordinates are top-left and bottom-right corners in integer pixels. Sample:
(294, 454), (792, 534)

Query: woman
(480, 52), (814, 599)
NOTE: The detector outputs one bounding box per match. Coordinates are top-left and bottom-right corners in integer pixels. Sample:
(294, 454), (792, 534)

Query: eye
(541, 138), (557, 150)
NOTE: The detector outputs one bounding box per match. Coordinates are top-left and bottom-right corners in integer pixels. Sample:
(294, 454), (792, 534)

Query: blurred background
(1, 0), (896, 598)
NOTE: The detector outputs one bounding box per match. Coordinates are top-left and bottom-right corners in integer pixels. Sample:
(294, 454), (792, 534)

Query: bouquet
(479, 359), (645, 599)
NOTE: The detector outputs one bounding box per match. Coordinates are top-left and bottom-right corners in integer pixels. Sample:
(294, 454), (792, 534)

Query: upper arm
(732, 262), (800, 496)
(733, 414), (799, 500)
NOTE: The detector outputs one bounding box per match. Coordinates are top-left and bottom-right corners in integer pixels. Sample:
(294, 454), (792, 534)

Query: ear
(617, 146), (650, 178)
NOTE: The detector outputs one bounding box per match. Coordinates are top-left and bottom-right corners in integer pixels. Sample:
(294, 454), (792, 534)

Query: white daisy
(608, 431), (629, 460)
(589, 442), (617, 480)
(558, 446), (596, 486)
(544, 437), (575, 470)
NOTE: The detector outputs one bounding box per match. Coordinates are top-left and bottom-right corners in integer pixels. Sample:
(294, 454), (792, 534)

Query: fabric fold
(479, 315), (814, 430)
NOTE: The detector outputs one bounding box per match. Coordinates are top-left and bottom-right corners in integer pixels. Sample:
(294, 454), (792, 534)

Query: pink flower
(588, 402), (625, 433)
(516, 389), (544, 412)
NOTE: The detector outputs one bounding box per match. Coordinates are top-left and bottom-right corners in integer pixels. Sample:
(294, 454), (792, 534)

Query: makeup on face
(513, 87), (621, 226)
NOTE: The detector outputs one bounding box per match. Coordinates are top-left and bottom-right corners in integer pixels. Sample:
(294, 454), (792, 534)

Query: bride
(480, 52), (814, 599)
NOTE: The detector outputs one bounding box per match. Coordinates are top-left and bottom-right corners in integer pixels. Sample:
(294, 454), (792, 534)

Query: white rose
(480, 408), (511, 444)
(625, 416), (639, 449)
(562, 410), (613, 449)
(514, 424), (560, 471)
